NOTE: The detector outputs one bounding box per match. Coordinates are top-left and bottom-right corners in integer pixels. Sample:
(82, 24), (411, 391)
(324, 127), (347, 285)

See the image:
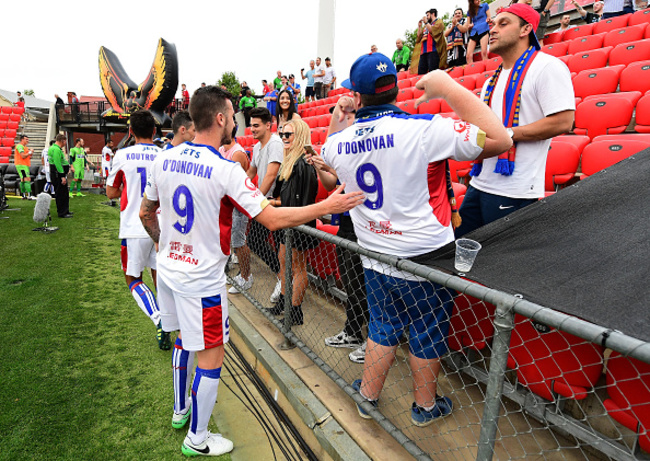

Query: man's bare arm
(106, 185), (121, 199)
(512, 110), (574, 143)
(258, 161), (281, 196)
(139, 196), (161, 243)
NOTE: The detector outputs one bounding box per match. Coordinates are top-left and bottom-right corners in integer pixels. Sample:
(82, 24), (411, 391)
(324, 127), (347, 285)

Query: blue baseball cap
(341, 53), (397, 95)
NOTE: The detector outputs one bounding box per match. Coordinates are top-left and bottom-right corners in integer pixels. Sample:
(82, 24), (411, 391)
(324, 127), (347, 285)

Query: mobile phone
(304, 145), (317, 156)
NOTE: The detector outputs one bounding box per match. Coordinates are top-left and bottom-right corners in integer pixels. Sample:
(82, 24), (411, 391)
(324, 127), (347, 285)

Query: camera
(301, 68), (305, 72)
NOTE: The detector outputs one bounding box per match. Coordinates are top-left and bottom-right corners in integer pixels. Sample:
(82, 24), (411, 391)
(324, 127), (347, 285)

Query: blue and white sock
(173, 337), (194, 415)
(129, 279), (161, 326)
(188, 366), (221, 445)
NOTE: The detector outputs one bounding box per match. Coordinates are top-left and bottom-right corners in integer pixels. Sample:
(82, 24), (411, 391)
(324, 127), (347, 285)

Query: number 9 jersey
(144, 142), (269, 297)
(107, 143), (161, 239)
(322, 112), (485, 259)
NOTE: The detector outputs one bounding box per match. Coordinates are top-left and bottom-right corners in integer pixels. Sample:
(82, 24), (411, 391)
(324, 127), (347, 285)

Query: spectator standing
(16, 91), (25, 105)
(71, 92), (81, 123)
(43, 140), (55, 195)
(301, 60), (316, 102)
(246, 107), (285, 303)
(456, 3), (575, 237)
(69, 138), (88, 197)
(168, 110), (196, 149)
(323, 58), (337, 97)
(274, 71), (283, 90)
(14, 135), (33, 200)
(48, 134), (72, 218)
(392, 39), (412, 72)
(263, 87), (278, 123)
(268, 120), (320, 323)
(262, 80), (272, 95)
(417, 8), (447, 73)
(573, 0), (603, 22)
(139, 85), (362, 458)
(288, 75), (301, 103)
(321, 53), (511, 426)
(101, 139), (114, 179)
(445, 8), (471, 68)
(519, 0), (557, 44)
(467, 0), (492, 64)
(181, 84), (190, 110)
(602, 0), (635, 18)
(239, 88), (257, 127)
(313, 57), (326, 100)
(276, 89), (301, 132)
(106, 110), (171, 351)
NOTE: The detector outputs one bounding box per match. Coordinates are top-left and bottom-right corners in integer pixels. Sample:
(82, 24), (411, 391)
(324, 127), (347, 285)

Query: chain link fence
(226, 221), (650, 461)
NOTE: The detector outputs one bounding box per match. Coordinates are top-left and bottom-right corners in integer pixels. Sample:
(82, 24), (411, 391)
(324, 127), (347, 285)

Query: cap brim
(529, 31), (541, 50)
(341, 79), (353, 91)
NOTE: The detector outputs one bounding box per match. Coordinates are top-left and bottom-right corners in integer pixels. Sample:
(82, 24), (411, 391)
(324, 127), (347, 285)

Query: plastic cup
(454, 238), (482, 273)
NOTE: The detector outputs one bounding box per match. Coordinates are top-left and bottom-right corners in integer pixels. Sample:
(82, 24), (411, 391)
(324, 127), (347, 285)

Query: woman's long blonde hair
(278, 119), (311, 181)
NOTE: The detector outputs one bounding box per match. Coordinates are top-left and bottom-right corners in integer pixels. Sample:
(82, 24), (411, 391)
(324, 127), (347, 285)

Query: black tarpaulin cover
(421, 149), (650, 343)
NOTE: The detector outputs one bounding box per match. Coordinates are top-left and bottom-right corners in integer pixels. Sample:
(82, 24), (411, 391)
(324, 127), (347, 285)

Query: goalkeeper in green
(69, 138), (92, 197)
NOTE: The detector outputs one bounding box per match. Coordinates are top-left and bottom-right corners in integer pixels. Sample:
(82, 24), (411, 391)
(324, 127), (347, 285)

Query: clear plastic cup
(455, 238), (482, 273)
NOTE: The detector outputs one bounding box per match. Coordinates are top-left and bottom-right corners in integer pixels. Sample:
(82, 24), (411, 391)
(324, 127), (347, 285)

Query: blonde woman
(267, 120), (319, 324)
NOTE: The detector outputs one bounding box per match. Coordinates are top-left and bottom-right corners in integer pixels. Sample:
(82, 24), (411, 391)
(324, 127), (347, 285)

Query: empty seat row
(544, 26), (650, 58)
(0, 106), (24, 115)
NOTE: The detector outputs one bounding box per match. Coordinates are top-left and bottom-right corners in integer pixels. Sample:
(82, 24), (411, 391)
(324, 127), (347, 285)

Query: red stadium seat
(0, 114), (8, 121)
(12, 106), (24, 115)
(554, 134), (590, 155)
(397, 88), (414, 102)
(572, 65), (624, 99)
(417, 98), (441, 115)
(542, 41), (569, 57)
(397, 99), (417, 114)
(593, 134), (650, 144)
(619, 60), (650, 94)
(271, 123), (278, 133)
(409, 75), (422, 87)
(484, 57), (503, 71)
(594, 13), (631, 34)
(397, 70), (410, 81)
(397, 79), (411, 89)
(542, 31), (564, 44)
(244, 127), (252, 136)
(603, 352), (650, 454)
(634, 93), (650, 132)
(316, 114), (329, 128)
(448, 293), (496, 352)
(580, 138), (649, 178)
(575, 91), (642, 139)
(463, 61), (486, 75)
(0, 107), (12, 114)
(412, 87), (424, 99)
(447, 66), (465, 78)
(545, 140), (581, 191)
(1, 138), (14, 147)
(0, 129), (4, 138)
(448, 159), (473, 182)
(307, 220), (340, 281)
(455, 74), (477, 90)
(0, 147), (11, 157)
(317, 127), (328, 145)
(567, 32), (606, 55)
(507, 314), (605, 401)
(4, 129), (16, 139)
(563, 23), (596, 41)
(474, 71), (493, 91)
(305, 117), (317, 128)
(310, 129), (320, 146)
(452, 182), (466, 198)
(629, 7), (650, 25)
(609, 38), (650, 65)
(603, 23), (647, 48)
(567, 47), (612, 73)
(9, 114), (20, 122)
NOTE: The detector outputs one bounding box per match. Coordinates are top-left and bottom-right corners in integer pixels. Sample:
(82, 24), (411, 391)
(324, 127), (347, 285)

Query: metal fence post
(280, 228), (296, 350)
(476, 298), (516, 461)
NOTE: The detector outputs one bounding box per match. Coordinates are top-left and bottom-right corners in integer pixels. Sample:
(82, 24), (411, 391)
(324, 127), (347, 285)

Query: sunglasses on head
(279, 132), (294, 139)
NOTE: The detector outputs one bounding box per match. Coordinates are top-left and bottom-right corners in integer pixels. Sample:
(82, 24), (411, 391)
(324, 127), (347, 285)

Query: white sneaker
(231, 253), (239, 264)
(181, 432), (234, 457)
(228, 274), (253, 294)
(349, 341), (367, 364)
(270, 279), (282, 303)
(325, 331), (363, 349)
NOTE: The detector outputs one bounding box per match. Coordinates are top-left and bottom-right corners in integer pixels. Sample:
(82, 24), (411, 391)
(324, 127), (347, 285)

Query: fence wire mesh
(226, 221), (650, 461)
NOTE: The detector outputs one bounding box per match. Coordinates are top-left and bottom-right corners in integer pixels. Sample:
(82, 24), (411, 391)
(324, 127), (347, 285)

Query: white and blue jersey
(144, 142), (269, 298)
(322, 105), (485, 268)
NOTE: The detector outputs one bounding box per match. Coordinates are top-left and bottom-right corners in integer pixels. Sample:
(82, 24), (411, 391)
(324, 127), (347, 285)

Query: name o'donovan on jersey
(336, 134), (394, 155)
(162, 159), (213, 179)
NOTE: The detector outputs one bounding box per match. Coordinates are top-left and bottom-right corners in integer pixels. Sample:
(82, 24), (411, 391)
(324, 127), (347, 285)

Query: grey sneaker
(325, 331), (363, 349)
(228, 274), (253, 294)
(349, 341), (367, 364)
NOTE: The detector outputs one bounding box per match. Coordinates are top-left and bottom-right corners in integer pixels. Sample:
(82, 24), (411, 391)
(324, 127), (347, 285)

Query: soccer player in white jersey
(320, 53), (512, 427)
(101, 139), (115, 205)
(139, 86), (364, 457)
(106, 110), (170, 351)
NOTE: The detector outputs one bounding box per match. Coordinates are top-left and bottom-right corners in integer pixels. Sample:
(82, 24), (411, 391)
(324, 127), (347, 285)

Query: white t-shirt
(471, 52), (575, 199)
(42, 147), (51, 181)
(324, 66), (336, 85)
(144, 142), (268, 297)
(107, 143), (161, 239)
(322, 111), (484, 274)
(101, 145), (114, 173)
(250, 134), (283, 198)
(314, 64), (325, 83)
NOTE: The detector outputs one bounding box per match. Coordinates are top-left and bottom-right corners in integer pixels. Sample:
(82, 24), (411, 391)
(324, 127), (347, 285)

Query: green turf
(0, 194), (230, 460)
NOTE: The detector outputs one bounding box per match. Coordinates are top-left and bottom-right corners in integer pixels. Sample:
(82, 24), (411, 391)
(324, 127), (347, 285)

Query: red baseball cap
(497, 3), (541, 50)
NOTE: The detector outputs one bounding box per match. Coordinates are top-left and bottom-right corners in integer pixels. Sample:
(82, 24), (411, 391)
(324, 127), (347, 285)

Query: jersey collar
(185, 141), (225, 159)
(355, 104), (408, 123)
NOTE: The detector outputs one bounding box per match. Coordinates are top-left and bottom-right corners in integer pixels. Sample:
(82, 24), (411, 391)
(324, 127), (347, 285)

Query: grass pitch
(0, 194), (229, 460)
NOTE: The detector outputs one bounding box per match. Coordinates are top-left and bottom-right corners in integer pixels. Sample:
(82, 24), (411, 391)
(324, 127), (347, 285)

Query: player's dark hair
(455, 7), (464, 15)
(19, 134), (28, 141)
(360, 75), (399, 107)
(275, 89), (297, 121)
(172, 110), (193, 135)
(249, 107), (272, 125)
(75, 138), (82, 145)
(129, 110), (156, 139)
(190, 86), (233, 132)
(55, 133), (66, 142)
